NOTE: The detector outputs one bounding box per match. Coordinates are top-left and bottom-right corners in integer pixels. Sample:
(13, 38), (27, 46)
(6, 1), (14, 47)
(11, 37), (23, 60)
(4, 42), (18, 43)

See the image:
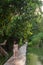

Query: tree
(0, 0), (43, 46)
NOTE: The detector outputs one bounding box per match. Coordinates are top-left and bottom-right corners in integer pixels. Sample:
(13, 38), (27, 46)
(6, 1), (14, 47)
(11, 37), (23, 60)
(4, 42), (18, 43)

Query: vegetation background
(0, 0), (43, 65)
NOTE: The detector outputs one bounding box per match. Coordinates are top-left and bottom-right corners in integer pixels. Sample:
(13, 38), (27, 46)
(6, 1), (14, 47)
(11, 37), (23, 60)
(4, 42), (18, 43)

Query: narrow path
(4, 43), (27, 65)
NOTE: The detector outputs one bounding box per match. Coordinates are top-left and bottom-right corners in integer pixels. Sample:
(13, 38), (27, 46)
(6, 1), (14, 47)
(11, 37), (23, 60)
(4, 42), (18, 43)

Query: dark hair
(13, 38), (18, 44)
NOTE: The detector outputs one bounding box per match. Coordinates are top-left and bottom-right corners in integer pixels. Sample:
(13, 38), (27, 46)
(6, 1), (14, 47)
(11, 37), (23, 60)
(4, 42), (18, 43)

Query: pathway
(4, 43), (27, 65)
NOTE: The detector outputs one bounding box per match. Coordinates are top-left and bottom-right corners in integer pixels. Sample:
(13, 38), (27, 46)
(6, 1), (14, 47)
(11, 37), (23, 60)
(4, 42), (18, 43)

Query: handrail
(0, 40), (7, 46)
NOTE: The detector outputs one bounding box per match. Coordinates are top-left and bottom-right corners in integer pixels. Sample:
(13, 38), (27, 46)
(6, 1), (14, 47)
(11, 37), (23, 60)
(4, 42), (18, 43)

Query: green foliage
(28, 32), (43, 46)
(19, 38), (22, 46)
(27, 47), (43, 65)
(0, 0), (35, 41)
(0, 0), (43, 46)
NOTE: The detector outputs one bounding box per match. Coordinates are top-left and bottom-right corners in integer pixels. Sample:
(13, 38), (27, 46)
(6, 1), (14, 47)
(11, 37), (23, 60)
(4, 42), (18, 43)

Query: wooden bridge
(4, 43), (27, 65)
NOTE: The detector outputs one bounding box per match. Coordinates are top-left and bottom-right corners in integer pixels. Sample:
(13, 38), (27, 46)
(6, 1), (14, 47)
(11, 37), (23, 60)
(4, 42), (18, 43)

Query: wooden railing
(0, 40), (8, 56)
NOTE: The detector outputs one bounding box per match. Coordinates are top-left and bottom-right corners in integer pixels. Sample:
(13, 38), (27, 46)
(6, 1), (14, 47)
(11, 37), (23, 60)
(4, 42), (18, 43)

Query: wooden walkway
(4, 43), (27, 65)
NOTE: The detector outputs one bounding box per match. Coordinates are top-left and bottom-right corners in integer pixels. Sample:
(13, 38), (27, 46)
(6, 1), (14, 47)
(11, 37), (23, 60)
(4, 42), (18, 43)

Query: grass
(27, 47), (43, 56)
(0, 56), (7, 65)
(0, 51), (13, 65)
(26, 47), (43, 65)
